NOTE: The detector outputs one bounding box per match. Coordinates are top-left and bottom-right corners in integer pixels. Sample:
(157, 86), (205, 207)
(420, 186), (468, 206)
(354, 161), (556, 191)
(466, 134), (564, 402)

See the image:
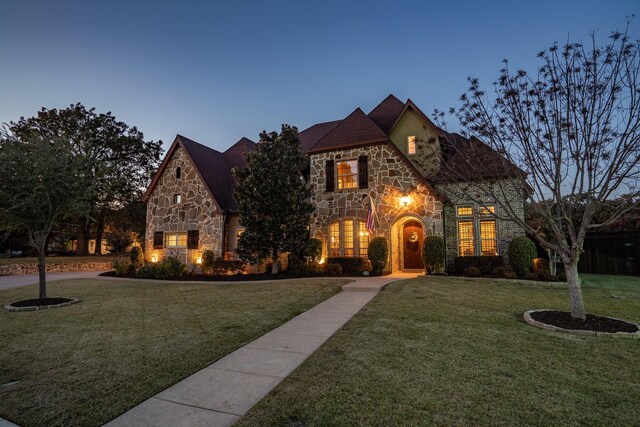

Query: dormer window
(176, 167), (181, 179)
(407, 136), (416, 155)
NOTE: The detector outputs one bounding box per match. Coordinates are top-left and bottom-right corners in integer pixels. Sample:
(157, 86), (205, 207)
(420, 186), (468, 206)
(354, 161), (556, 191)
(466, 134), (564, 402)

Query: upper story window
(173, 194), (182, 204)
(407, 136), (416, 155)
(176, 167), (181, 179)
(337, 160), (358, 190)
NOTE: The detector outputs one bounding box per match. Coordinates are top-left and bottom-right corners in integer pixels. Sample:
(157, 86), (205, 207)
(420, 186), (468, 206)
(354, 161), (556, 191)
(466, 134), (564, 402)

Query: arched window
(176, 167), (181, 179)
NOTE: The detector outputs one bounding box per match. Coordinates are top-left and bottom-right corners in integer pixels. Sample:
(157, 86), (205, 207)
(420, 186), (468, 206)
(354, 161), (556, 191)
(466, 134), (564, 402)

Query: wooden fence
(578, 232), (639, 275)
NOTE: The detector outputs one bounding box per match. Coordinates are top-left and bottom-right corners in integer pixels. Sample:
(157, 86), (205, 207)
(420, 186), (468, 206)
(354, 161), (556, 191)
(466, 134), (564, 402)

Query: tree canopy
(234, 124), (313, 273)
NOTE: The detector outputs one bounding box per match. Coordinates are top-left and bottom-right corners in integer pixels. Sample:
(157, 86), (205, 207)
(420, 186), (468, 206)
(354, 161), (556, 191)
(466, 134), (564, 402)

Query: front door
(403, 220), (424, 270)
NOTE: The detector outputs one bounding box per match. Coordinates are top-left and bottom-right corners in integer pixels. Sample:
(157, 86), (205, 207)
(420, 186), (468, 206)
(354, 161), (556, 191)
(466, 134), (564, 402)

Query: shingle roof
(367, 94), (405, 134)
(433, 132), (524, 183)
(306, 108), (389, 154)
(298, 120), (341, 153)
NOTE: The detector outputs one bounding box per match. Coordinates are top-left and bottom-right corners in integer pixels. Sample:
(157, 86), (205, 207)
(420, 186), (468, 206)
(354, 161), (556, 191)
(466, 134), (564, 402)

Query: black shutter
(325, 159), (335, 192)
(358, 155), (368, 189)
(187, 230), (199, 249)
(153, 231), (164, 249)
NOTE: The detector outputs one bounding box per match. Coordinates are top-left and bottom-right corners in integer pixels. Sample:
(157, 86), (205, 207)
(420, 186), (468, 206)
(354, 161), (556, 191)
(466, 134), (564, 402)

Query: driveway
(0, 271), (107, 291)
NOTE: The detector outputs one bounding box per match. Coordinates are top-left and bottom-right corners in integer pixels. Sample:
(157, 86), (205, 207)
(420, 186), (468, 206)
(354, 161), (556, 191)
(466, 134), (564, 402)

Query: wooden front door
(403, 220), (424, 270)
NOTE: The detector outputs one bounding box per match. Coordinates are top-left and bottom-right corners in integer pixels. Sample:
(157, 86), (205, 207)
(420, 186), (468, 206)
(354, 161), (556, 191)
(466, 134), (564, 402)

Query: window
(407, 136), (416, 155)
(344, 220), (354, 257)
(458, 221), (475, 256)
(329, 221), (340, 257)
(358, 220), (369, 257)
(176, 167), (181, 179)
(336, 160), (358, 190)
(479, 205), (495, 215)
(173, 194), (182, 204)
(457, 206), (473, 216)
(165, 232), (187, 248)
(480, 220), (497, 256)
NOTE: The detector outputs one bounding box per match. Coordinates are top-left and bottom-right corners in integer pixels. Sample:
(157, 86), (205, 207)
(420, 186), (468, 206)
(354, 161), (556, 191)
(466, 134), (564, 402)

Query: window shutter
(325, 160), (335, 192)
(153, 231), (164, 249)
(358, 155), (368, 189)
(187, 230), (199, 249)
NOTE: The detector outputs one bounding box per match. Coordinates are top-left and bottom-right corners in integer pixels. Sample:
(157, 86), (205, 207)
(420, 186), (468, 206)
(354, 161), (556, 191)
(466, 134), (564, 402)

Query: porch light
(151, 254), (158, 263)
(400, 194), (410, 207)
(196, 257), (202, 264)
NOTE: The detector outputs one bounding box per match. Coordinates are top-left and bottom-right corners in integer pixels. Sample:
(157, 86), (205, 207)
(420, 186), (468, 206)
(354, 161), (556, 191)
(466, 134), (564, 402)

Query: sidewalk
(105, 273), (415, 427)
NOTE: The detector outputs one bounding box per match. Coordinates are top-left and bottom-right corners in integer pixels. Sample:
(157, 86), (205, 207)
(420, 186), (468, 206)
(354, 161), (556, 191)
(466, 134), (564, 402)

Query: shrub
(508, 237), (537, 276)
(504, 271), (517, 279)
(113, 259), (132, 277)
(326, 257), (370, 275)
(557, 271), (567, 282)
(135, 256), (187, 280)
(201, 250), (215, 275)
(532, 257), (549, 272)
(368, 237), (389, 275)
(130, 246), (144, 269)
(524, 271), (539, 281)
(463, 266), (481, 277)
(211, 258), (246, 275)
(454, 256), (504, 275)
(422, 236), (445, 273)
(106, 228), (132, 255)
(492, 266), (507, 278)
(304, 238), (323, 263)
(325, 263), (343, 276)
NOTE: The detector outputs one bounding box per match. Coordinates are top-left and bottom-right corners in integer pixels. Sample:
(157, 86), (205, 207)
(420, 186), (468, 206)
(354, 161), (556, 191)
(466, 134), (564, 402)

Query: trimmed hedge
(454, 256), (504, 275)
(327, 257), (369, 275)
(422, 236), (445, 273)
(211, 258), (246, 275)
(508, 237), (537, 276)
(368, 237), (389, 275)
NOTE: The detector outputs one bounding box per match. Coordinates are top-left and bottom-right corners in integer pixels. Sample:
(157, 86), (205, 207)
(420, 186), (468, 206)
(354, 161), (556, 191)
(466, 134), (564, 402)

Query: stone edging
(523, 309), (640, 339)
(0, 262), (113, 276)
(4, 298), (82, 312)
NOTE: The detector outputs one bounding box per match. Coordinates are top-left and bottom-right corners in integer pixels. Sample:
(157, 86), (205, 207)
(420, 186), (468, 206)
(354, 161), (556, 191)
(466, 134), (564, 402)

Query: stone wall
(145, 147), (224, 264)
(437, 179), (527, 271)
(0, 262), (113, 276)
(309, 143), (444, 269)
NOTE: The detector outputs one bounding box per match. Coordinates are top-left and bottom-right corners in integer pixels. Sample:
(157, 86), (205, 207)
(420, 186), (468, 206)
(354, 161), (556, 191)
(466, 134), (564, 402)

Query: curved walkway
(104, 273), (416, 427)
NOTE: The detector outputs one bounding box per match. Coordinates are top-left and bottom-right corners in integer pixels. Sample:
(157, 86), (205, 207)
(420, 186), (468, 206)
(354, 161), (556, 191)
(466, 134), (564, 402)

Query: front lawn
(239, 274), (640, 426)
(0, 277), (347, 426)
(0, 255), (117, 266)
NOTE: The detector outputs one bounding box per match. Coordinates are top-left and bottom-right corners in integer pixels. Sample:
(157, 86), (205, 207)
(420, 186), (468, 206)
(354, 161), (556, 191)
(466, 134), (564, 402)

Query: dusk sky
(1, 1), (638, 152)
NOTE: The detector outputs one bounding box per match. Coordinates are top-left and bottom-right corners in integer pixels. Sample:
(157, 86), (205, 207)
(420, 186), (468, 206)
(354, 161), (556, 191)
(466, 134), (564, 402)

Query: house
(143, 95), (526, 272)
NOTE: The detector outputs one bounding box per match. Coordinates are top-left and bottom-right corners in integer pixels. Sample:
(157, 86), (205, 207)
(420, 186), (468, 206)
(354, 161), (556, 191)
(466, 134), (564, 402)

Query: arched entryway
(390, 215), (430, 272)
(403, 220), (424, 270)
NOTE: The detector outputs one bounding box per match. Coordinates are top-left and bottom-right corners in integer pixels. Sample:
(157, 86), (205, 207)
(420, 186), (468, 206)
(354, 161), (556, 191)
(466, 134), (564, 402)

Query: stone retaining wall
(0, 262), (113, 276)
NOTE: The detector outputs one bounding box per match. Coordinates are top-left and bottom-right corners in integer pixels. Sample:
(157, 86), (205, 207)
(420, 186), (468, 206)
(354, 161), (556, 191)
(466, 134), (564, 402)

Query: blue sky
(1, 1), (637, 152)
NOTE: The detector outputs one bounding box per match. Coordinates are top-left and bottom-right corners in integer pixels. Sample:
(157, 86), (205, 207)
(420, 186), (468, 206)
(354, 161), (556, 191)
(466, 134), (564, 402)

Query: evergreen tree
(234, 125), (312, 273)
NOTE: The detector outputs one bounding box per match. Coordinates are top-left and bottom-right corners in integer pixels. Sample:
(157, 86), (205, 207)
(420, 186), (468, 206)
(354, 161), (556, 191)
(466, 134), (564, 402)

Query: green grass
(0, 278), (347, 427)
(238, 274), (640, 426)
(0, 255), (117, 266)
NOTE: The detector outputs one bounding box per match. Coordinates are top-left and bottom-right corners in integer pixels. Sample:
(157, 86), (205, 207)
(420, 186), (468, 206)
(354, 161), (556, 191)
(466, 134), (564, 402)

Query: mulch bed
(9, 298), (74, 308)
(530, 310), (639, 334)
(99, 271), (385, 281)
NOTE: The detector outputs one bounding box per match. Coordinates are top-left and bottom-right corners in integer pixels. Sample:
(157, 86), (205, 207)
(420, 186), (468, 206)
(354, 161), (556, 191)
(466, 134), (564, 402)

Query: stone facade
(437, 179), (527, 271)
(0, 262), (113, 276)
(309, 143), (444, 271)
(145, 147), (224, 264)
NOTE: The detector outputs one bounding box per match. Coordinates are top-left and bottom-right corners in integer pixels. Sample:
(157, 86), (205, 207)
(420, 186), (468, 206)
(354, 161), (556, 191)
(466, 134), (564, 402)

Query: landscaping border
(0, 262), (112, 276)
(4, 298), (82, 312)
(523, 309), (640, 339)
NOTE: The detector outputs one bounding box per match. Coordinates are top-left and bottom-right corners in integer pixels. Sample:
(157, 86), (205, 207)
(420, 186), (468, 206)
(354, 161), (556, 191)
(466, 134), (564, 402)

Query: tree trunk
(271, 249), (279, 274)
(76, 222), (90, 256)
(37, 246), (47, 299)
(565, 261), (586, 320)
(95, 216), (105, 255)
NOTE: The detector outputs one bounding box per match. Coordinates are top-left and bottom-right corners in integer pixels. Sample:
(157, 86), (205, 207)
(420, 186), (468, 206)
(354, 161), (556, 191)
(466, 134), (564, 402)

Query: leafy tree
(234, 125), (313, 274)
(7, 104), (162, 255)
(0, 130), (90, 298)
(434, 22), (640, 319)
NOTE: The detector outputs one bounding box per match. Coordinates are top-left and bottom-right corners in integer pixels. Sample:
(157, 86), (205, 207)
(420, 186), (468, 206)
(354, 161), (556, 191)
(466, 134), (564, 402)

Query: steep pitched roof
(298, 120), (341, 153)
(306, 108), (389, 154)
(367, 94), (405, 134)
(143, 135), (255, 212)
(433, 132), (525, 183)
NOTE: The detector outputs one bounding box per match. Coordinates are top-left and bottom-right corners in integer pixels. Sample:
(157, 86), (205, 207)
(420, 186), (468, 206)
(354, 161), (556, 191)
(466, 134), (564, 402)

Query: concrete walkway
(0, 270), (107, 291)
(105, 273), (416, 427)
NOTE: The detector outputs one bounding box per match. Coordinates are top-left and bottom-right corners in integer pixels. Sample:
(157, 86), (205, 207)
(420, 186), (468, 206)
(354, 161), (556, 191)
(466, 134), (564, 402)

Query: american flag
(366, 196), (376, 234)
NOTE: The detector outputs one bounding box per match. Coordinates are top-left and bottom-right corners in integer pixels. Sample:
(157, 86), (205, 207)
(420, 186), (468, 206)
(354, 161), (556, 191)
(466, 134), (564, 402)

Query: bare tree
(434, 21), (640, 319)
